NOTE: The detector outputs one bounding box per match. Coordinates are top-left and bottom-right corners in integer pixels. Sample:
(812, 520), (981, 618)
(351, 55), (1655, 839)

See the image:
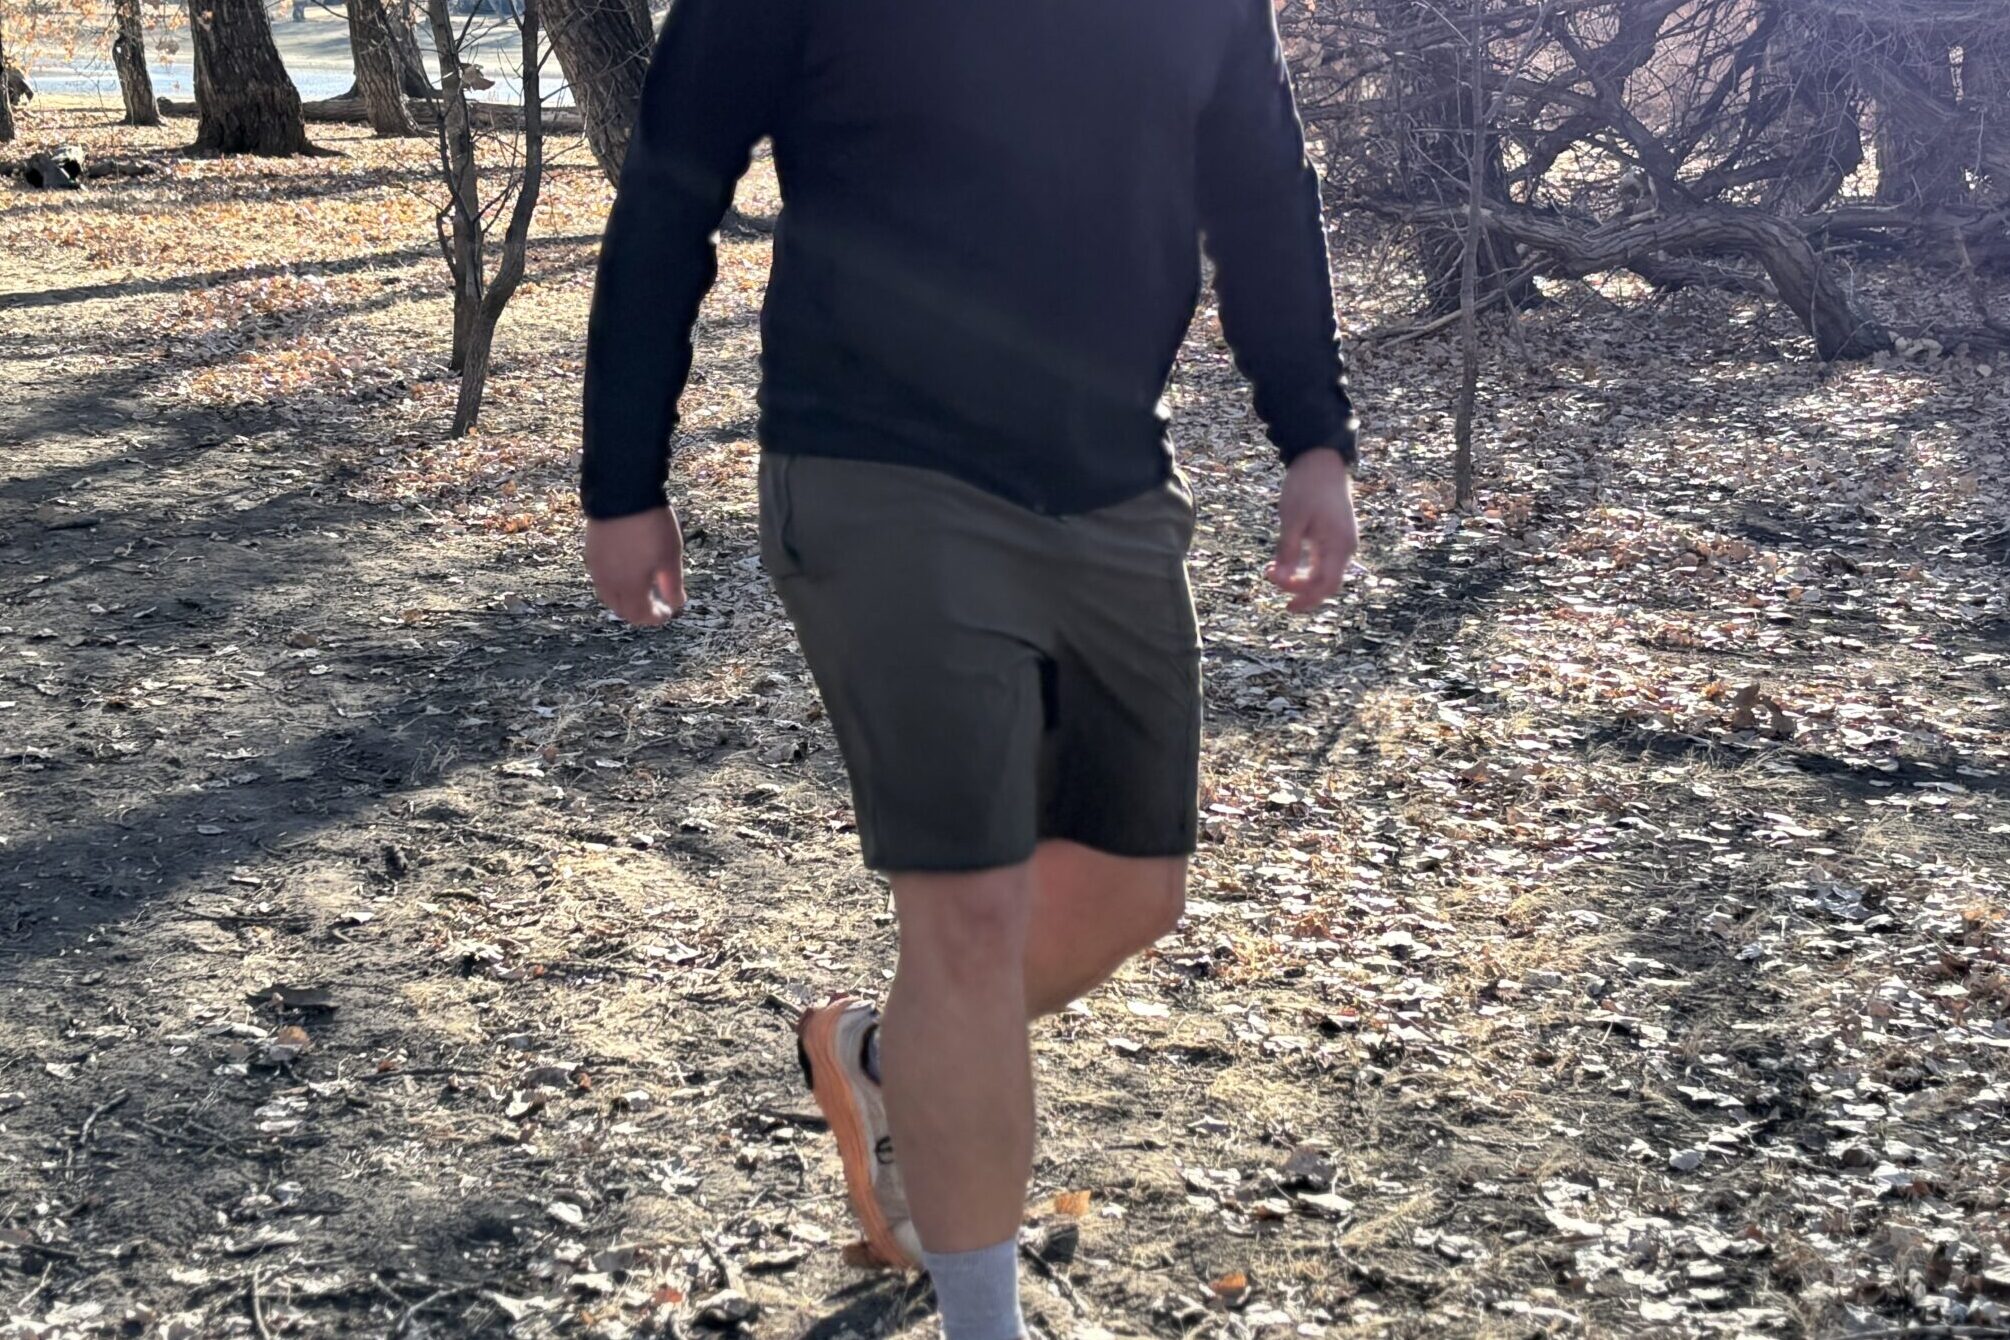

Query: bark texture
(425, 0), (544, 429)
(542, 0), (651, 183)
(112, 0), (161, 127)
(1485, 204), (1892, 360)
(349, 0), (421, 135)
(1870, 26), (1969, 209)
(388, 0), (436, 96)
(188, 0), (314, 155)
(0, 11), (17, 146)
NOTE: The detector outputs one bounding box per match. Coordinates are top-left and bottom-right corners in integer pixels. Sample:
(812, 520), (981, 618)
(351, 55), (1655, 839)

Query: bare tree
(350, 0), (421, 135)
(1291, 0), (2010, 359)
(188, 0), (316, 155)
(425, 0), (544, 435)
(1851, 10), (1981, 210)
(1454, 0), (1485, 510)
(0, 5), (17, 147)
(112, 0), (160, 127)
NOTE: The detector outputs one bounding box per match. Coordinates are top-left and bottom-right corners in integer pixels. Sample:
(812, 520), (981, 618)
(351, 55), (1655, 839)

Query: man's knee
(893, 865), (1033, 976)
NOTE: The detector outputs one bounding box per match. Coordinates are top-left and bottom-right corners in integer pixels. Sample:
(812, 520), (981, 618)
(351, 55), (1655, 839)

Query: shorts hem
(860, 842), (1041, 875)
(859, 833), (1196, 873)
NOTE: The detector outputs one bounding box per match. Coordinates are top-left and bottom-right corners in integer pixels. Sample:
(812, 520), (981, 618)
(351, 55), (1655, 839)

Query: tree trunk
(542, 0), (650, 183)
(1454, 0), (1483, 510)
(1765, 67), (1861, 216)
(452, 0), (543, 434)
(349, 0), (420, 135)
(388, 0), (436, 96)
(623, 0), (653, 42)
(426, 0), (484, 374)
(159, 92), (584, 133)
(1373, 0), (1536, 314)
(426, 0), (543, 432)
(334, 6), (431, 100)
(1482, 203), (1892, 360)
(1963, 34), (2010, 202)
(112, 0), (161, 126)
(188, 0), (315, 155)
(0, 8), (17, 147)
(1872, 29), (1970, 209)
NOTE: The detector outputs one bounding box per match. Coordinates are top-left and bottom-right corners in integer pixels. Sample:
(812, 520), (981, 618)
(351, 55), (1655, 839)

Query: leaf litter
(0, 107), (2003, 1338)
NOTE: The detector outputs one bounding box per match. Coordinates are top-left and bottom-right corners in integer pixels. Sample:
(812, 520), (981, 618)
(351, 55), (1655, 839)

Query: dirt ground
(1, 109), (2007, 1340)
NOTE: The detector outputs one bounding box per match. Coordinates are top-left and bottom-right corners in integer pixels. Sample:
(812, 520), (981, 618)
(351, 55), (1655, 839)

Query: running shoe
(796, 996), (922, 1270)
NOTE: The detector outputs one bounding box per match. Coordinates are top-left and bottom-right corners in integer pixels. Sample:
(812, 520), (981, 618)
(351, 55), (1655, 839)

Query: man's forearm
(1196, 0), (1359, 475)
(578, 0), (799, 521)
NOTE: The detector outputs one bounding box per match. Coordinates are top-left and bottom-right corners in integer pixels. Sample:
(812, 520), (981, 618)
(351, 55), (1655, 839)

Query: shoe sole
(798, 1002), (919, 1271)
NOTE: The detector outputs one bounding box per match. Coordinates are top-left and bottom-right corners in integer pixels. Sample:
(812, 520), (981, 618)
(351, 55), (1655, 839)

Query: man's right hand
(1269, 448), (1358, 613)
(585, 507), (687, 626)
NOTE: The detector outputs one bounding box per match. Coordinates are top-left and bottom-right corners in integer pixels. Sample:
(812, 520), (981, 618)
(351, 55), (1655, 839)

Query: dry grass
(0, 104), (2005, 1338)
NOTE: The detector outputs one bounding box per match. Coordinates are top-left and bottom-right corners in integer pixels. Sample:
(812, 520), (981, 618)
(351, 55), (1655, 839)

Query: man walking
(581, 1), (1359, 1335)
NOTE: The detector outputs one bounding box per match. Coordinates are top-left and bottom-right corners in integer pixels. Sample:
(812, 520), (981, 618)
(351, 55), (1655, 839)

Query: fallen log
(158, 93), (583, 135)
(1389, 198), (2010, 357)
(2, 149), (166, 184)
(0, 145), (84, 188)
(1411, 200), (1893, 359)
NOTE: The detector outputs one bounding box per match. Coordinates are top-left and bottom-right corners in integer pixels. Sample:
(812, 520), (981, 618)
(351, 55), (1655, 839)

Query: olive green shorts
(759, 453), (1202, 872)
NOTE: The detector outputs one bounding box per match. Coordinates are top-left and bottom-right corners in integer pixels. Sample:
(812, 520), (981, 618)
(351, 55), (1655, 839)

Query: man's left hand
(1268, 448), (1357, 613)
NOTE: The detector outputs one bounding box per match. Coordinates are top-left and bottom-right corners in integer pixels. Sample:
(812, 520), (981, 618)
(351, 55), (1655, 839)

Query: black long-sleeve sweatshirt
(580, 0), (1358, 521)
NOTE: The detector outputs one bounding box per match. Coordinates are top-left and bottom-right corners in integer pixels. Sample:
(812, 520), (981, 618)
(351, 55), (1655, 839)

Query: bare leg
(878, 862), (1035, 1254)
(1024, 841), (1186, 1018)
(876, 846), (1184, 1251)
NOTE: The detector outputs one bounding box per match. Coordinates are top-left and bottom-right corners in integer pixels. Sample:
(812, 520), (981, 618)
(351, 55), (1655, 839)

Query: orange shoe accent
(799, 998), (919, 1271)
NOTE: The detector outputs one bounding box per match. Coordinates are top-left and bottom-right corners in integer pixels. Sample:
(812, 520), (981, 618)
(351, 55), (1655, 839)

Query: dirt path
(2, 112), (2007, 1340)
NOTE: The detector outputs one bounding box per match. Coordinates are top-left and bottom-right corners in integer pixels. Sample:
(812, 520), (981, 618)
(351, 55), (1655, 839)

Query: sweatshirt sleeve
(1195, 0), (1358, 470)
(580, 0), (802, 521)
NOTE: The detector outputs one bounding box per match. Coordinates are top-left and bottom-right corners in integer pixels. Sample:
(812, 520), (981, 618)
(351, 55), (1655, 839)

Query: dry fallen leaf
(1052, 1189), (1092, 1218)
(1727, 682), (1762, 731)
(264, 1024), (312, 1064)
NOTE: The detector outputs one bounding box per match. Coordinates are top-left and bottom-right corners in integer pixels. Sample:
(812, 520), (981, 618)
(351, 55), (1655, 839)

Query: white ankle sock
(923, 1237), (1026, 1340)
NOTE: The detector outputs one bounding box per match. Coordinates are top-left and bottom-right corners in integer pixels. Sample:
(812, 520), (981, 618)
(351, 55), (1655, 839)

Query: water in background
(27, 58), (571, 108)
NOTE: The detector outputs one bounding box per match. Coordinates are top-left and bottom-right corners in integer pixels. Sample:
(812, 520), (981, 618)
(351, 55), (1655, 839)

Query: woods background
(0, 1), (2006, 1339)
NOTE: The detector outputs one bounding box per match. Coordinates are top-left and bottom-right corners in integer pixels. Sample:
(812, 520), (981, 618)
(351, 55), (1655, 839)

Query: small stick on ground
(127, 1116), (229, 1155)
(17, 1261), (55, 1311)
(754, 1105), (827, 1131)
(249, 1268), (275, 1340)
(358, 1065), (480, 1083)
(761, 992), (805, 1024)
(65, 1088), (129, 1169)
(1017, 1237), (1088, 1317)
(702, 1234), (742, 1294)
(1839, 1327), (2010, 1340)
(393, 1284), (479, 1336)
